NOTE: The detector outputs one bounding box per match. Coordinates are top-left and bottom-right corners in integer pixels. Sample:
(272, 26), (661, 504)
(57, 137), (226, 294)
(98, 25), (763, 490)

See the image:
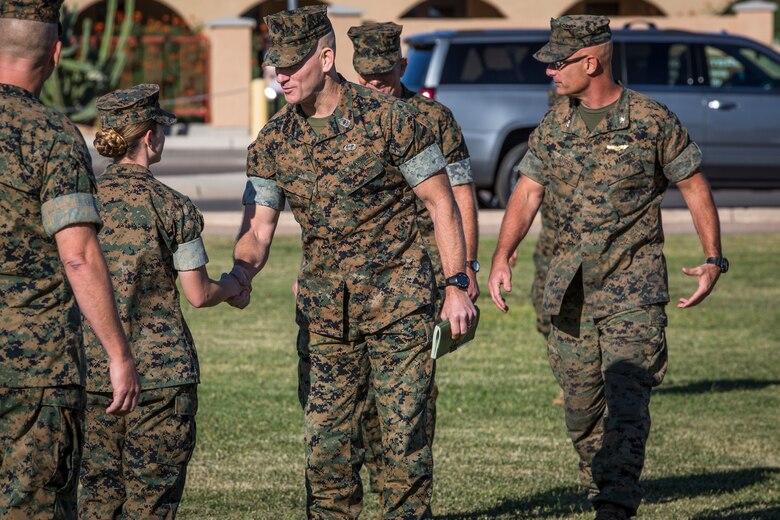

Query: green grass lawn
(177, 233), (780, 520)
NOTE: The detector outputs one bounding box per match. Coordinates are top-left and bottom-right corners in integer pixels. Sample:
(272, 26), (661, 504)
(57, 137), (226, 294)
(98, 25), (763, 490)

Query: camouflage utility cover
(348, 22), (403, 75)
(0, 82), (101, 388)
(534, 15), (611, 63)
(96, 84), (176, 129)
(0, 0), (62, 24)
(244, 80), (446, 340)
(263, 5), (332, 68)
(400, 84), (472, 283)
(83, 163), (206, 391)
(520, 88), (701, 317)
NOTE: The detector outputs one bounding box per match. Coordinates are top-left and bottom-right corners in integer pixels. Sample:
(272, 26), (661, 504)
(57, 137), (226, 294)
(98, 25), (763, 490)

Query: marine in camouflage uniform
(231, 6), (476, 519)
(78, 85), (213, 519)
(488, 15), (725, 520)
(346, 21), (480, 504)
(1, 1), (139, 518)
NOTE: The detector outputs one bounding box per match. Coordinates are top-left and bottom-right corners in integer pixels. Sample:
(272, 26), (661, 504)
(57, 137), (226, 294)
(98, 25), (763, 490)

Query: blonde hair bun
(94, 127), (129, 158)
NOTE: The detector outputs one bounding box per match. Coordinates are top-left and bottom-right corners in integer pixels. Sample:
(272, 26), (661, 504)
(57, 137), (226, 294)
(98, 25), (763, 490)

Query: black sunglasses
(548, 55), (588, 71)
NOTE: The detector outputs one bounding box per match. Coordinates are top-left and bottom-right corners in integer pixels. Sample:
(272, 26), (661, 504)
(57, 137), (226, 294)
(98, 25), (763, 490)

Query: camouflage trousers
(0, 385), (84, 520)
(359, 371), (438, 505)
(78, 384), (197, 519)
(297, 310), (435, 520)
(548, 278), (668, 516)
(359, 288), (441, 510)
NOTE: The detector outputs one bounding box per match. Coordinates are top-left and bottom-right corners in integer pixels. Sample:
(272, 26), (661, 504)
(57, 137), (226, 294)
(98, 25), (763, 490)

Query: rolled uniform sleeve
(40, 136), (102, 236)
(438, 107), (473, 186)
(244, 139), (286, 210)
(658, 111), (702, 183)
(519, 126), (547, 185)
(169, 198), (209, 271)
(388, 101), (447, 187)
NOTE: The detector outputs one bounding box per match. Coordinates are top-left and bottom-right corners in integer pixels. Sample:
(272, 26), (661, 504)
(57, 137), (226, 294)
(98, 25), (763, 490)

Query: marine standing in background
(346, 21), (480, 504)
(229, 6), (476, 518)
(0, 1), (139, 517)
(78, 84), (244, 519)
(488, 15), (727, 520)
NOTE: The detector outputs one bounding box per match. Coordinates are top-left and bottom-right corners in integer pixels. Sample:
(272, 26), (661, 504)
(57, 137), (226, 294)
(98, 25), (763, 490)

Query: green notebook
(431, 307), (480, 359)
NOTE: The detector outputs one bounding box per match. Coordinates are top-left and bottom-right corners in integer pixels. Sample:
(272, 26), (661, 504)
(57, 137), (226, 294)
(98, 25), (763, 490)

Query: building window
(401, 0), (505, 19)
(563, 0), (666, 17)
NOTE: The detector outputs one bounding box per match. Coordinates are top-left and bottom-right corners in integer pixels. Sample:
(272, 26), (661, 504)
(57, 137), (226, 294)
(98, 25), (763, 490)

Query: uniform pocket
(277, 167), (315, 200)
(33, 403), (82, 494)
(605, 158), (651, 216)
(341, 153), (386, 196)
(549, 152), (583, 188)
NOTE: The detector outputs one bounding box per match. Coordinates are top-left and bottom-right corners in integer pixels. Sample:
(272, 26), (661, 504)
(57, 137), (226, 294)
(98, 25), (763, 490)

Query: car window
(440, 42), (549, 85)
(704, 44), (780, 90)
(403, 45), (434, 90)
(623, 42), (694, 86)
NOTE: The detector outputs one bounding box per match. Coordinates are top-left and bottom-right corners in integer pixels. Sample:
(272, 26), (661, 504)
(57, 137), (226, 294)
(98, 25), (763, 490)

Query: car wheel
(495, 142), (528, 208)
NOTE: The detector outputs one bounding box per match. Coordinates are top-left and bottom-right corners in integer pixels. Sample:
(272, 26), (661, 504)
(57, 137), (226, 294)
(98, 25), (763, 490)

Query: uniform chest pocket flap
(549, 153), (583, 188)
(607, 157), (646, 187)
(338, 152), (387, 195)
(277, 167), (315, 199)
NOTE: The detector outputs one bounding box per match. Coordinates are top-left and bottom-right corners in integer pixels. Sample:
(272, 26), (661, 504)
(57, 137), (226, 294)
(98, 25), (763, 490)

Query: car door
(700, 42), (780, 186)
(619, 40), (708, 149)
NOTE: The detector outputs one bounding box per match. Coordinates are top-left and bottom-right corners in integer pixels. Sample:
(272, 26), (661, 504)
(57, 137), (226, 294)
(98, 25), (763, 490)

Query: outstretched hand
(678, 263), (720, 308)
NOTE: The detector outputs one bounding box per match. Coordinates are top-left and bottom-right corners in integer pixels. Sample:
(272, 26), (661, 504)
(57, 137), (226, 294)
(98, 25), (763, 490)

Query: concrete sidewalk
(198, 205), (780, 237)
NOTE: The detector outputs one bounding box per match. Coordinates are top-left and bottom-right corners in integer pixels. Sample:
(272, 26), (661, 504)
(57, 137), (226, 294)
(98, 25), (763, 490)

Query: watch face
(447, 272), (470, 289)
(468, 260), (480, 272)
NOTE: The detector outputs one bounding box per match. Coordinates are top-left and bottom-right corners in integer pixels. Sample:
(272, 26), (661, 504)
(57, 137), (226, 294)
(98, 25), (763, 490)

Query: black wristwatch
(444, 272), (470, 290)
(466, 259), (480, 272)
(706, 256), (729, 273)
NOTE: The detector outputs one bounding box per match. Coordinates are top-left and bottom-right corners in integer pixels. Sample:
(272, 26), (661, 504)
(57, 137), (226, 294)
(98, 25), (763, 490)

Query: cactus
(41, 0), (136, 123)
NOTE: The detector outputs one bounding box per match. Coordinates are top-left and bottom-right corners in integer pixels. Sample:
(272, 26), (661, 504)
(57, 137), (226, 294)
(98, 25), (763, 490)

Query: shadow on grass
(691, 502), (780, 520)
(433, 468), (779, 519)
(655, 379), (780, 395)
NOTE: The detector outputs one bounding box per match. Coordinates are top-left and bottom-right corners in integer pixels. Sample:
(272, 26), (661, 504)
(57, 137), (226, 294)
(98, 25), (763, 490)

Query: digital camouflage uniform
(531, 199), (555, 337)
(78, 85), (202, 519)
(522, 15), (703, 517)
(0, 2), (100, 518)
(247, 8), (447, 518)
(348, 22), (475, 502)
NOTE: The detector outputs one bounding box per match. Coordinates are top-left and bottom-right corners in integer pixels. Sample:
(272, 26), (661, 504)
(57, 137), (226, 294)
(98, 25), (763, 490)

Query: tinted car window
(404, 45), (434, 90)
(624, 42), (694, 86)
(440, 42), (549, 84)
(704, 44), (780, 89)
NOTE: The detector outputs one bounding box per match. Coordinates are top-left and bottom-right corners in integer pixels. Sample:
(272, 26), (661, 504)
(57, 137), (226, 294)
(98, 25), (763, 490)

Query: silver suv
(402, 26), (780, 207)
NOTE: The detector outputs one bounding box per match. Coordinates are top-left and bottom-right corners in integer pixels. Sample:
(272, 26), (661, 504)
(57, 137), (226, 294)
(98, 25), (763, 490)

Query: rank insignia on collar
(338, 118), (351, 128)
(606, 144), (629, 152)
(344, 143), (357, 151)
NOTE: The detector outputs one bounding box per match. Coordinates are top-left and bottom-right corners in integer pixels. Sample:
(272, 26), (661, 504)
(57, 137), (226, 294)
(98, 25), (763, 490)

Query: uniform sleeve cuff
(242, 177), (285, 210)
(519, 150), (545, 185)
(41, 193), (102, 236)
(445, 158), (474, 186)
(399, 144), (448, 187)
(173, 236), (209, 271)
(665, 142), (702, 183)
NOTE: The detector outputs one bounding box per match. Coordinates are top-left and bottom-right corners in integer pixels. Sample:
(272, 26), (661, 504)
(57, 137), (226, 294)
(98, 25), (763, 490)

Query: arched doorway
(240, 0), (328, 79)
(400, 0), (505, 18)
(562, 0), (666, 16)
(71, 0), (209, 121)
